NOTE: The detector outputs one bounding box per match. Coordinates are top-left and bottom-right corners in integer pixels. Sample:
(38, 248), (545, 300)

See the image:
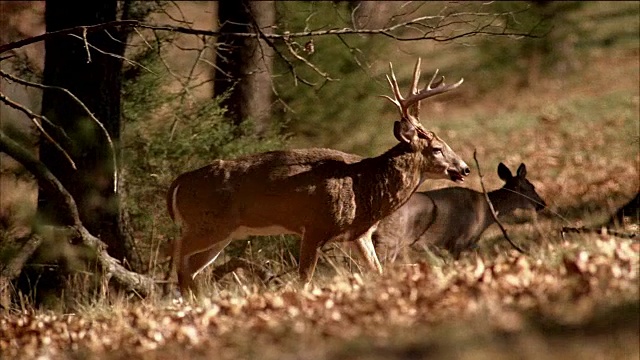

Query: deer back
(373, 187), (486, 262)
(168, 148), (366, 233)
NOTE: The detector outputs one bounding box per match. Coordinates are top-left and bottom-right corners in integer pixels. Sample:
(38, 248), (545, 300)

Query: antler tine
(387, 63), (404, 102)
(404, 73), (464, 109)
(379, 75), (401, 112)
(379, 62), (410, 118)
(407, 58), (423, 118)
(380, 59), (463, 126)
(427, 69), (441, 89)
(410, 58), (422, 96)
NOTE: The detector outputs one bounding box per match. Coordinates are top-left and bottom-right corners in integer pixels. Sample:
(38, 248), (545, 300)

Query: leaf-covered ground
(2, 235), (638, 359)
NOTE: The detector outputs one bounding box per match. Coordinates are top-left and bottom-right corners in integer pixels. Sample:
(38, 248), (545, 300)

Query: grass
(1, 1), (639, 359)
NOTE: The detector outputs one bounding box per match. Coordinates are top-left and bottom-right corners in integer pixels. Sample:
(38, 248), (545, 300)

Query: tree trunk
(38, 0), (128, 261)
(214, 1), (275, 133)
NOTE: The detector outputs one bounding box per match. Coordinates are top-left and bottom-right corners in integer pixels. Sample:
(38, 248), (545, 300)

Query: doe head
(498, 162), (546, 211)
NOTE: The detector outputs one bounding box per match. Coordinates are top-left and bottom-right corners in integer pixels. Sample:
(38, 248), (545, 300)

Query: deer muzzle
(447, 161), (470, 183)
(535, 199), (547, 211)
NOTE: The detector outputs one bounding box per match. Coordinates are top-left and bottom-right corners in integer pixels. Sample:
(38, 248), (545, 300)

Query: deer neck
(487, 188), (519, 219)
(356, 143), (424, 218)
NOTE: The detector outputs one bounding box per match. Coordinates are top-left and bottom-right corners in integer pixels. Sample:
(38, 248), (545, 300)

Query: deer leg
(173, 230), (192, 297)
(298, 232), (325, 283)
(187, 236), (234, 279)
(354, 225), (383, 275)
(176, 230), (198, 297)
(176, 227), (232, 297)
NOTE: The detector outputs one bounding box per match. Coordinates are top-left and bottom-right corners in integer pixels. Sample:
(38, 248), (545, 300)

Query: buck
(373, 162), (546, 262)
(166, 58), (470, 295)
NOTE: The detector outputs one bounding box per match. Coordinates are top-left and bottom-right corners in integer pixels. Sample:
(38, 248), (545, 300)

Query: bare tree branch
(0, 20), (139, 55)
(0, 12), (543, 55)
(473, 150), (527, 255)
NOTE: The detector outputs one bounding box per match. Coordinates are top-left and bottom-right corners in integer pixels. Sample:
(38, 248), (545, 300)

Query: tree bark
(38, 0), (128, 261)
(215, 1), (275, 133)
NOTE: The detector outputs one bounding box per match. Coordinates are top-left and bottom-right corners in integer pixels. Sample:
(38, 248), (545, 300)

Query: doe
(373, 162), (546, 261)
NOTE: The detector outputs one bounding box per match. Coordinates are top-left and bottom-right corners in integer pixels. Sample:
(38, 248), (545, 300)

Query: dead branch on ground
(0, 130), (156, 296)
(560, 226), (637, 240)
(0, 234), (42, 289)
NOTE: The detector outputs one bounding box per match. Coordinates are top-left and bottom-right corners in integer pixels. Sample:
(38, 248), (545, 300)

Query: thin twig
(249, 21), (312, 87)
(250, 10), (337, 86)
(149, 31), (194, 98)
(0, 90), (76, 170)
(473, 149), (526, 254)
(68, 33), (154, 73)
(179, 36), (208, 103)
(1, 69), (119, 192)
(82, 27), (92, 63)
(283, 37), (337, 84)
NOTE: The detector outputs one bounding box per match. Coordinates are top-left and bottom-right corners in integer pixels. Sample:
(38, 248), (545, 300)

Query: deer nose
(461, 165), (470, 176)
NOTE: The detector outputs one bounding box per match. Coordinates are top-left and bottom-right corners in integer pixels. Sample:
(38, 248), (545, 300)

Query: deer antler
(381, 58), (464, 135)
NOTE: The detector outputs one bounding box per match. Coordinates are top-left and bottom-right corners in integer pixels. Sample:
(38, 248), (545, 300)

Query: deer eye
(432, 148), (443, 155)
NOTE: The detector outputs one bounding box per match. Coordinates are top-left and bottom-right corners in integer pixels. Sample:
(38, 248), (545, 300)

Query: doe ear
(497, 162), (513, 181)
(516, 163), (527, 178)
(393, 120), (418, 145)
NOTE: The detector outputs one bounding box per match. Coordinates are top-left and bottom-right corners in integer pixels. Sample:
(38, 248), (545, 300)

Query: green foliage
(472, 1), (588, 91)
(272, 2), (389, 155)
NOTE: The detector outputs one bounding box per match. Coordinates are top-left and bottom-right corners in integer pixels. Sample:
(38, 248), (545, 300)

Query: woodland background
(0, 1), (638, 359)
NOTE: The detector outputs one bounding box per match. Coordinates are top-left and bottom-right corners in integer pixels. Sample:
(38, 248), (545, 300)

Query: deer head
(381, 58), (470, 183)
(497, 162), (546, 211)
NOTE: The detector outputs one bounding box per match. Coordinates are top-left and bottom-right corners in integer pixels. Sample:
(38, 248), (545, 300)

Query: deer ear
(497, 162), (512, 181)
(517, 163), (527, 178)
(393, 120), (418, 145)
